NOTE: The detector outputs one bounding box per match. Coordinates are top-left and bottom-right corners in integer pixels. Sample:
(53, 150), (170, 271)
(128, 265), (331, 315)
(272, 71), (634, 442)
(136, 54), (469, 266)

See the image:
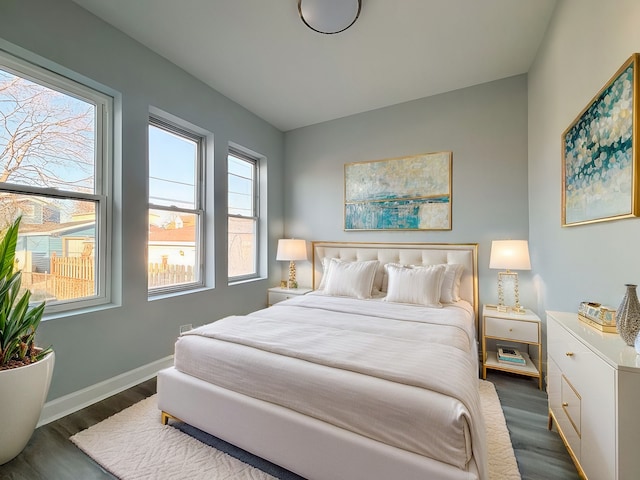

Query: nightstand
(267, 287), (312, 306)
(482, 305), (542, 389)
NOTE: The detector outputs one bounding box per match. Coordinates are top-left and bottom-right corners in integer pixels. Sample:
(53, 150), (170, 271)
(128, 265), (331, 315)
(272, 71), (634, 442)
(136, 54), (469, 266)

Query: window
(148, 117), (204, 294)
(0, 50), (112, 313)
(228, 150), (258, 280)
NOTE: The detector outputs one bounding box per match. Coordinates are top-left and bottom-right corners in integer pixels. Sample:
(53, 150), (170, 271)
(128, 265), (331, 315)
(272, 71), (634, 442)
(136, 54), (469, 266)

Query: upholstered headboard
(312, 241), (479, 322)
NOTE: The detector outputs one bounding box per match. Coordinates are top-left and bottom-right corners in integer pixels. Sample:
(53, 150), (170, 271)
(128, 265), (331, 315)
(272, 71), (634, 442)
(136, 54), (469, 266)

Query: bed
(157, 241), (484, 480)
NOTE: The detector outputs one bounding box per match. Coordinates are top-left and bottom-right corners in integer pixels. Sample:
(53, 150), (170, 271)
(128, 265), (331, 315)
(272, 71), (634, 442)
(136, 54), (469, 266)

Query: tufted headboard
(312, 241), (479, 324)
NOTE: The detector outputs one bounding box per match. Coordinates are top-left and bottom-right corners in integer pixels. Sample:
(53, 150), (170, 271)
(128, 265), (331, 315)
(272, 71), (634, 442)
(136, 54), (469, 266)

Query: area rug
(70, 379), (520, 480)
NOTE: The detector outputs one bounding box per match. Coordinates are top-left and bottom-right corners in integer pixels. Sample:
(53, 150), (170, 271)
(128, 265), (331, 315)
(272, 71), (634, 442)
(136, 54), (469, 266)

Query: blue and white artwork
(344, 152), (452, 230)
(563, 55), (638, 226)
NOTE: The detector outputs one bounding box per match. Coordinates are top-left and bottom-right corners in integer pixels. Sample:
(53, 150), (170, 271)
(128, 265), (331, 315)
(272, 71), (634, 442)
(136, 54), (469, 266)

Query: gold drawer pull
(509, 328), (513, 332)
(562, 402), (569, 407)
(565, 352), (574, 357)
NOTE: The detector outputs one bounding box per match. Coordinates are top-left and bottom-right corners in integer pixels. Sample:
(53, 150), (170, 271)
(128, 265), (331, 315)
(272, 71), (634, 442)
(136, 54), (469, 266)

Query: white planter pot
(0, 351), (55, 465)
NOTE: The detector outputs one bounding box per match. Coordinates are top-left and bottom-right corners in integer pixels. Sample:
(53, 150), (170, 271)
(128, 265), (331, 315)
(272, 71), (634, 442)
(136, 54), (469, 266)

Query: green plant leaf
(0, 216), (50, 368)
(0, 217), (20, 280)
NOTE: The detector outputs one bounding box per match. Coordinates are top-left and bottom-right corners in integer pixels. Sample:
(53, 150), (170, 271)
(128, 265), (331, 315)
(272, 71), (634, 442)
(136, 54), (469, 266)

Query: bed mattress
(173, 294), (486, 477)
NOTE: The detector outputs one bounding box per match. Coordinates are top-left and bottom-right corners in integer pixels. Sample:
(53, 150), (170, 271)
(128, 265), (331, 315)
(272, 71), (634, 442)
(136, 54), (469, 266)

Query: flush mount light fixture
(298, 0), (362, 35)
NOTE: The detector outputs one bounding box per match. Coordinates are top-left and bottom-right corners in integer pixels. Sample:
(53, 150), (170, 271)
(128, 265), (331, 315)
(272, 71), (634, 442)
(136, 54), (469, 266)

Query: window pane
(0, 192), (97, 304)
(0, 69), (96, 193)
(228, 216), (256, 277)
(228, 192), (253, 216)
(149, 124), (197, 209)
(228, 154), (254, 216)
(148, 208), (199, 289)
(229, 155), (253, 178)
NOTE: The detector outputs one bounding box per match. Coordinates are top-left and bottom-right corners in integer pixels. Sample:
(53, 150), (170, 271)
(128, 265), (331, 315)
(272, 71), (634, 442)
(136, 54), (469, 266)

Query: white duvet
(174, 294), (487, 479)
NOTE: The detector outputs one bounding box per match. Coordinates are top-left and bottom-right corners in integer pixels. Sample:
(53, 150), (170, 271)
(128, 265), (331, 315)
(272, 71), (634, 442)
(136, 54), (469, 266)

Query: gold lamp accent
(489, 240), (531, 314)
(276, 239), (307, 289)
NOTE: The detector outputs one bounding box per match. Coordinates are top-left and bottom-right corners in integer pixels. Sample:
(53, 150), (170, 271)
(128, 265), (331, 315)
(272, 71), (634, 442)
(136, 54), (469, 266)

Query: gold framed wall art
(562, 53), (640, 226)
(344, 151), (452, 231)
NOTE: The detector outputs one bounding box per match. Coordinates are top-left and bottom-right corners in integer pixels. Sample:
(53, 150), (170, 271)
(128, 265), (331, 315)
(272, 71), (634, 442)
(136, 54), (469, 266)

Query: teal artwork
(344, 152), (452, 230)
(563, 54), (639, 226)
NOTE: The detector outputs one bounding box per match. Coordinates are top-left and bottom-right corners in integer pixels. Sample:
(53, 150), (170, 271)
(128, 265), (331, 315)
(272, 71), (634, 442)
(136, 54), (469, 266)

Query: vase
(616, 284), (640, 346)
(0, 351), (55, 465)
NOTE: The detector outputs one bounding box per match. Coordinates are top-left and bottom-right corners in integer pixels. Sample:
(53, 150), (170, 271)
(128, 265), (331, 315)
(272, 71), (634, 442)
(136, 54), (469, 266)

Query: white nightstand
(267, 287), (312, 306)
(482, 305), (542, 389)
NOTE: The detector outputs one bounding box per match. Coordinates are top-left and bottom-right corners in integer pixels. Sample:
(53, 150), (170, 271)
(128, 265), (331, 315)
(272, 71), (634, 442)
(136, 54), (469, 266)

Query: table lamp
(489, 240), (531, 314)
(276, 239), (307, 289)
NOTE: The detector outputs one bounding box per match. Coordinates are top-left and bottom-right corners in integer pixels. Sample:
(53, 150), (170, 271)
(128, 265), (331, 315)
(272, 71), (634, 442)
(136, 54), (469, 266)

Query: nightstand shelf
(484, 350), (539, 376)
(268, 287), (312, 306)
(482, 305), (542, 389)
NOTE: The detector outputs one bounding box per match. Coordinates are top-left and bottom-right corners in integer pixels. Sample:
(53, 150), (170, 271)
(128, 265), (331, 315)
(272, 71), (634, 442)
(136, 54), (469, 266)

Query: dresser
(547, 311), (640, 480)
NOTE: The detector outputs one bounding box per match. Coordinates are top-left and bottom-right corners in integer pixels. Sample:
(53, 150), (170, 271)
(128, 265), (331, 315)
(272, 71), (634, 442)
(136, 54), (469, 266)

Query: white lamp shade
(489, 240), (531, 271)
(276, 239), (307, 261)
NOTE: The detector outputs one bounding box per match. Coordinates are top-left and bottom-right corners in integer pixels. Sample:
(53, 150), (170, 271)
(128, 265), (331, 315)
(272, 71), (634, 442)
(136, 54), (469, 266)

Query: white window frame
(0, 49), (112, 314)
(147, 115), (206, 296)
(228, 148), (260, 282)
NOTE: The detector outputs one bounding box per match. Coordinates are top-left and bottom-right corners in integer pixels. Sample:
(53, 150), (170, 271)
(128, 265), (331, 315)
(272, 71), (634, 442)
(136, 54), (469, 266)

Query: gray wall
(528, 0), (640, 317)
(284, 75), (532, 308)
(0, 0), (285, 400)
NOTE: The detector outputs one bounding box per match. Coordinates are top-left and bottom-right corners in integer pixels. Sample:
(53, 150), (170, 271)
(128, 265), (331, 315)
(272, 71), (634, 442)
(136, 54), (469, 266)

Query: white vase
(617, 284), (640, 346)
(0, 351), (55, 465)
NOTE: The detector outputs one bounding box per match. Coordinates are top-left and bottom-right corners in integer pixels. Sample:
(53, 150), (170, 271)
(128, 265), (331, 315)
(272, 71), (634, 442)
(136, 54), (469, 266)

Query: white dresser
(547, 311), (640, 480)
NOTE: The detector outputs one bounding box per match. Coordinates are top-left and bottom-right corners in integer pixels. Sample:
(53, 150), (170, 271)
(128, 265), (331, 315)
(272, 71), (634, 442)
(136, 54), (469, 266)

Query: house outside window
(148, 117), (205, 294)
(0, 50), (112, 313)
(228, 150), (259, 281)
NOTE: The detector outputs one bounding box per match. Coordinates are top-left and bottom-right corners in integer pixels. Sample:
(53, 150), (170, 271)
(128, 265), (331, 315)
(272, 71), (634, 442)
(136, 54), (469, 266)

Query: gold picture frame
(562, 53), (640, 226)
(344, 151), (452, 231)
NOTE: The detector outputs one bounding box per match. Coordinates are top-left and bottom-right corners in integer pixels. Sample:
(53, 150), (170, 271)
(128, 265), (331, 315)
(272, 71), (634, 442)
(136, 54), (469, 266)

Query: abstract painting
(344, 151), (452, 230)
(562, 53), (640, 226)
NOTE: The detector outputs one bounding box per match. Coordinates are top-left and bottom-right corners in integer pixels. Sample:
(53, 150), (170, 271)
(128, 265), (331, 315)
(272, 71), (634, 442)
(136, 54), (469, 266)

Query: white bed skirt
(157, 367), (480, 480)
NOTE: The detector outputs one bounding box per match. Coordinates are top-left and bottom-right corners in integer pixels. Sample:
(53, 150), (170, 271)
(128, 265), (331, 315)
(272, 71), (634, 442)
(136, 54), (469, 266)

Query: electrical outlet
(179, 324), (193, 335)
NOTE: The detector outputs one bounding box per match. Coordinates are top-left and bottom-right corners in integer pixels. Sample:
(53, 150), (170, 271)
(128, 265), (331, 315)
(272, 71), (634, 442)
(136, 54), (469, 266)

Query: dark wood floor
(488, 371), (580, 480)
(0, 372), (579, 480)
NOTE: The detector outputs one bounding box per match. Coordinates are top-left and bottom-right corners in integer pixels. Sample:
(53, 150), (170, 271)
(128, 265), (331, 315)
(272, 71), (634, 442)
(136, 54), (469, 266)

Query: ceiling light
(298, 0), (361, 35)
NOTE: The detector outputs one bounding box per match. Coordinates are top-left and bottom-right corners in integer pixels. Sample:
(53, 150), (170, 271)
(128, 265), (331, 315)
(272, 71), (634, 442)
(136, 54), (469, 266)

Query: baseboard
(38, 355), (174, 427)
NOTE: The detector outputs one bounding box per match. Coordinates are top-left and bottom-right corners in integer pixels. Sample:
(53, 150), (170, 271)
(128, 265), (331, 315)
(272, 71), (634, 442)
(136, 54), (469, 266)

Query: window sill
(148, 286), (215, 302)
(228, 276), (266, 287)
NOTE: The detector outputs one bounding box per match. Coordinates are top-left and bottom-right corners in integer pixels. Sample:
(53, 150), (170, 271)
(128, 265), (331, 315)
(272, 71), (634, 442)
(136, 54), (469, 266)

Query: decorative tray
(578, 302), (617, 333)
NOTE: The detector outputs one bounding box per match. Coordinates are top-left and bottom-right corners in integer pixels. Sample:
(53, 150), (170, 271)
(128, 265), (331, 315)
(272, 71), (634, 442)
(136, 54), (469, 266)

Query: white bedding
(174, 294), (486, 478)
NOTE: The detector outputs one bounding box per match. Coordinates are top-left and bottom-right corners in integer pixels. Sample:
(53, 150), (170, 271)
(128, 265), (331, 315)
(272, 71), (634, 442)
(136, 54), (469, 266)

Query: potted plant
(0, 216), (54, 465)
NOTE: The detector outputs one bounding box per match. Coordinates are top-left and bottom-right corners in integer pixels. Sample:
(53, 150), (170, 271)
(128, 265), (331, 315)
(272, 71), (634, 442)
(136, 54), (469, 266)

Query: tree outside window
(0, 52), (111, 311)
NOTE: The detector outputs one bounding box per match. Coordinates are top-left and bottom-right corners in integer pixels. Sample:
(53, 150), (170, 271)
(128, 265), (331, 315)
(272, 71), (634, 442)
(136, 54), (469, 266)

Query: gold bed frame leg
(161, 411), (181, 425)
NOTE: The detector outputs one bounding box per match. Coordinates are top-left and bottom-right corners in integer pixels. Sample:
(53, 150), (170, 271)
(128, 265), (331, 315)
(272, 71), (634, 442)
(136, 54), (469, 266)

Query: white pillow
(323, 259), (380, 299)
(384, 264), (445, 307)
(318, 257), (331, 290)
(372, 262), (385, 294)
(440, 264), (464, 303)
(381, 262), (401, 293)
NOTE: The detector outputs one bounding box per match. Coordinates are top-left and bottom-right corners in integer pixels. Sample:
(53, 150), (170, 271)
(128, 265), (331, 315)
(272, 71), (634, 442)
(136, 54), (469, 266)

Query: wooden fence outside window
(20, 255), (195, 301)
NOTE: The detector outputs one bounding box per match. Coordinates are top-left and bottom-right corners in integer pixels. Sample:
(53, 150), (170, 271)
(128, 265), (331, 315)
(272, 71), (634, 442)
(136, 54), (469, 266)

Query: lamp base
(287, 260), (298, 289)
(497, 270), (526, 314)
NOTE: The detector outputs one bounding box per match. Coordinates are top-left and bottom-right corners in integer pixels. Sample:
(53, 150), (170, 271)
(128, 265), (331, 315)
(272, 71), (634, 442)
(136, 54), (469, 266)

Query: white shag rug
(71, 380), (520, 480)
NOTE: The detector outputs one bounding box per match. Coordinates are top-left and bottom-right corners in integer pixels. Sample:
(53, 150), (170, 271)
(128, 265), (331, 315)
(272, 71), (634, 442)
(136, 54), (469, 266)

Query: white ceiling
(71, 0), (557, 132)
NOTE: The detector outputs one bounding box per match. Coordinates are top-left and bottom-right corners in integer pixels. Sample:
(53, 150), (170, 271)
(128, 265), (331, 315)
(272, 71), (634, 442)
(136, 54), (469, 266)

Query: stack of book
(497, 345), (526, 365)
